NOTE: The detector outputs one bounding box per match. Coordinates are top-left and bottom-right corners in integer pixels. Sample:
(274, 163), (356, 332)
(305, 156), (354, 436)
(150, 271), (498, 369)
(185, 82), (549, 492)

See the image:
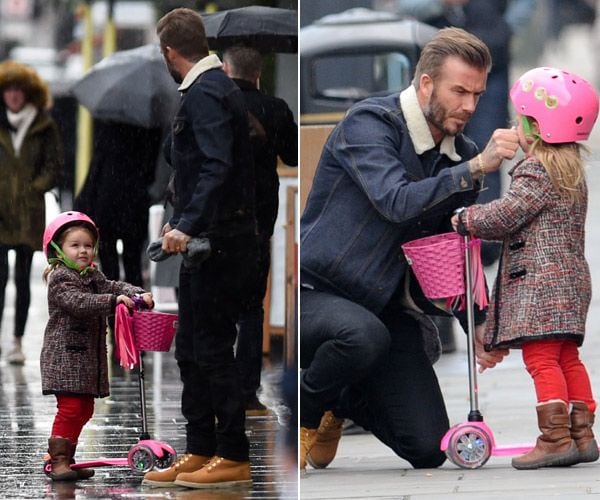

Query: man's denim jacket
(300, 92), (481, 315)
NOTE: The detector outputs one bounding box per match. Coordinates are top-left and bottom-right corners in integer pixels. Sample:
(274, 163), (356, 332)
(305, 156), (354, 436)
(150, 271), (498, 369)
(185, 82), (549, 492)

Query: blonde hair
(528, 139), (588, 205)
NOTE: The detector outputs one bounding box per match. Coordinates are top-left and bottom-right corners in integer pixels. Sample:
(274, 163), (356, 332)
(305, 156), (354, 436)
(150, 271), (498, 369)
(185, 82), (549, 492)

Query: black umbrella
(202, 6), (298, 53)
(71, 44), (179, 129)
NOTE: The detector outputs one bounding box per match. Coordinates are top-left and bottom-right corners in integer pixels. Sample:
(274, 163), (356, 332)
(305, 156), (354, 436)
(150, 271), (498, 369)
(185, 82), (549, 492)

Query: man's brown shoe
(174, 456), (252, 489)
(306, 411), (344, 469)
(142, 453), (210, 487)
(300, 426), (317, 472)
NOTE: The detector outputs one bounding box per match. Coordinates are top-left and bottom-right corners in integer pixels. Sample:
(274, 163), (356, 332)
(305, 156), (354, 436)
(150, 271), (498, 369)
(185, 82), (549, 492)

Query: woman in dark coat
(75, 120), (162, 286)
(0, 60), (63, 365)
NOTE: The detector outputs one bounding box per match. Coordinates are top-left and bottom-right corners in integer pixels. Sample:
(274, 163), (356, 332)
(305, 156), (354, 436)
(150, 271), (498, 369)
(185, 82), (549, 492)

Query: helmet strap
(48, 240), (95, 276)
(521, 116), (539, 144)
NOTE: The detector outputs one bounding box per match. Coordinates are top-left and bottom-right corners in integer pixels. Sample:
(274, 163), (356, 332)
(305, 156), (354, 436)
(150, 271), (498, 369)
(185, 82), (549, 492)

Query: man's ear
(419, 73), (434, 100)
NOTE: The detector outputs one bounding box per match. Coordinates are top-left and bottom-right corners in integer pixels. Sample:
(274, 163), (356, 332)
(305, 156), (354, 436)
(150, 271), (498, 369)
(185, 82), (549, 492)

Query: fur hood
(0, 60), (51, 110)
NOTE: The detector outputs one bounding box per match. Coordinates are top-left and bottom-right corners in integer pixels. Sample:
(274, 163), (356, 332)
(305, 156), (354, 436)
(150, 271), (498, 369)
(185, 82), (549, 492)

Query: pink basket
(401, 232), (465, 299)
(132, 310), (178, 352)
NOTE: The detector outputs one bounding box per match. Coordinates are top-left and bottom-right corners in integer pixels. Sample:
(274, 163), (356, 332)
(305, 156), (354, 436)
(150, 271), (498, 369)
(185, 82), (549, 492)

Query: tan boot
(306, 411), (344, 469)
(300, 426), (317, 472)
(70, 442), (94, 480)
(570, 401), (599, 463)
(142, 453), (211, 487)
(512, 401), (580, 470)
(174, 456), (252, 489)
(47, 437), (78, 481)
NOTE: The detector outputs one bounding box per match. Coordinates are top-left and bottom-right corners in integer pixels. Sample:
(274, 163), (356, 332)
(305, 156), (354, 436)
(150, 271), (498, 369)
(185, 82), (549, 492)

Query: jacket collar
(399, 85), (461, 161)
(178, 54), (223, 91)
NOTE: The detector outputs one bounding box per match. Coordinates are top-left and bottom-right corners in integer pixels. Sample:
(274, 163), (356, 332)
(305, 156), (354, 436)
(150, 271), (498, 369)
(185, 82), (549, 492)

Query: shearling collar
(399, 85), (461, 161)
(178, 54), (223, 91)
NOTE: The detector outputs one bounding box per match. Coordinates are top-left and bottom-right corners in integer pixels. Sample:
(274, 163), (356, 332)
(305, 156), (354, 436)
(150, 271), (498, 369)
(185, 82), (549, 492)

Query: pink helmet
(510, 67), (599, 143)
(43, 211), (98, 260)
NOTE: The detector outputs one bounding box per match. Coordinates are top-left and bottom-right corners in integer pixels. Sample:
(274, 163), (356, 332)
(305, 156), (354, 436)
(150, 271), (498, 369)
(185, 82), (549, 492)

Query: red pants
(51, 394), (95, 444)
(522, 339), (596, 412)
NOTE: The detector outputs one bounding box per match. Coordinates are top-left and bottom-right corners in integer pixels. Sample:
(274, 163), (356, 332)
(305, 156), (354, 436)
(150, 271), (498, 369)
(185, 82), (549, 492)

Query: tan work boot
(512, 401), (580, 470)
(174, 456), (252, 489)
(142, 453), (210, 487)
(570, 401), (599, 463)
(306, 411), (344, 469)
(300, 426), (317, 472)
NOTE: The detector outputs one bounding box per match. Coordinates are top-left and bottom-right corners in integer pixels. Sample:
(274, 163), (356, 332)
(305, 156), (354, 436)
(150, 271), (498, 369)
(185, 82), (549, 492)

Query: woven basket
(401, 232), (465, 299)
(132, 310), (178, 352)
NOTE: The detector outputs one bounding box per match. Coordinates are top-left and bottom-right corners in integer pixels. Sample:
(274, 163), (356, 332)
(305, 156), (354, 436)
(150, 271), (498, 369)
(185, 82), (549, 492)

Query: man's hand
(474, 323), (508, 373)
(478, 128), (520, 174)
(162, 228), (192, 254)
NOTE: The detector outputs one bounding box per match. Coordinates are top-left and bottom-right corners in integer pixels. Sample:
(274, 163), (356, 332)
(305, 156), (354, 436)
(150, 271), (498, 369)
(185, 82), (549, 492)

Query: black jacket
(232, 78), (297, 235)
(166, 68), (256, 239)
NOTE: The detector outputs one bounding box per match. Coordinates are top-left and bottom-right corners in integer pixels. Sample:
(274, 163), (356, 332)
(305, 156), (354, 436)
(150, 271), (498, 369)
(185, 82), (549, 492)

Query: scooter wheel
(153, 449), (177, 471)
(43, 458), (52, 477)
(128, 444), (155, 473)
(445, 425), (492, 469)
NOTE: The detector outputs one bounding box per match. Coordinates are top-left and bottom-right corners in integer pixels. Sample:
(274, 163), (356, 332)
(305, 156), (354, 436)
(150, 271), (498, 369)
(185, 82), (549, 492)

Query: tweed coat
(462, 156), (590, 350)
(40, 265), (145, 397)
(0, 61), (63, 250)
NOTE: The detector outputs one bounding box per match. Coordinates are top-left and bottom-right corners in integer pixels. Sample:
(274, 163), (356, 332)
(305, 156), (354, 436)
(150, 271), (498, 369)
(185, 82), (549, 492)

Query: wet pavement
(0, 253), (297, 499)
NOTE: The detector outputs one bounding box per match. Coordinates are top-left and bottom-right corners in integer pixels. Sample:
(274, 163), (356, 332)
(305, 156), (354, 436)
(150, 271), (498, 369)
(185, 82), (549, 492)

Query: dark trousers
(235, 230), (271, 404)
(300, 288), (449, 468)
(0, 245), (34, 338)
(97, 221), (147, 287)
(176, 234), (257, 462)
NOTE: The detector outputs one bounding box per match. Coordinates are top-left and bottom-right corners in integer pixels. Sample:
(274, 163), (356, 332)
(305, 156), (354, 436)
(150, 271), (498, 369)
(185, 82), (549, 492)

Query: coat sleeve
(32, 119), (63, 193)
(275, 100), (298, 167)
(463, 158), (553, 239)
(176, 87), (236, 236)
(48, 269), (116, 319)
(331, 105), (478, 224)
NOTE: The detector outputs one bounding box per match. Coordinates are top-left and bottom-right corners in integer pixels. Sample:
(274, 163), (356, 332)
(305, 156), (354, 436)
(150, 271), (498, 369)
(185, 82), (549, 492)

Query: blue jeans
(300, 289), (449, 468)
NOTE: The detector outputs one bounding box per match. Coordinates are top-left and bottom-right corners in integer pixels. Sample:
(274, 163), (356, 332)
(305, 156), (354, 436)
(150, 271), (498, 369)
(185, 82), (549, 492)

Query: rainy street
(0, 251), (296, 500)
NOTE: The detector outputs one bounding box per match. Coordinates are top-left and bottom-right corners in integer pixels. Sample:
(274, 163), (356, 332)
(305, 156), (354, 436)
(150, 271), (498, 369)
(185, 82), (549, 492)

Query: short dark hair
(413, 27), (492, 85)
(223, 46), (263, 82)
(156, 8), (209, 62)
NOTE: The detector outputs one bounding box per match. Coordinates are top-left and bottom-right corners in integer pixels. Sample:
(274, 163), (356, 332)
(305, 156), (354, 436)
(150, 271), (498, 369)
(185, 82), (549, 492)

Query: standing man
(143, 8), (257, 489)
(222, 45), (298, 416)
(300, 28), (517, 472)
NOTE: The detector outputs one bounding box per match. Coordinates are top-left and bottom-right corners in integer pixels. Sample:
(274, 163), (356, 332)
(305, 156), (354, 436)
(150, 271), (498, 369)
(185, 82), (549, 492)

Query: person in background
(143, 8), (257, 489)
(0, 60), (62, 365)
(300, 27), (517, 473)
(396, 0), (537, 266)
(75, 120), (162, 287)
(452, 67), (599, 470)
(222, 45), (298, 416)
(41, 211), (152, 481)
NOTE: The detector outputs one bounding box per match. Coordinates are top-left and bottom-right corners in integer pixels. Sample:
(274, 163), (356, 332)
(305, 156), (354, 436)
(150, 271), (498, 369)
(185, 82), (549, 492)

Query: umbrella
(202, 6), (297, 53)
(71, 44), (179, 129)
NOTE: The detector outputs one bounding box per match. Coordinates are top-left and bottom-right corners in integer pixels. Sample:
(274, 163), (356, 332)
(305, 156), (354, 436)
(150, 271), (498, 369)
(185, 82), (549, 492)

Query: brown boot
(570, 401), (599, 463)
(142, 453), (211, 487)
(299, 426), (317, 472)
(306, 411), (344, 469)
(47, 437), (78, 481)
(512, 401), (580, 470)
(70, 442), (94, 480)
(174, 456), (252, 488)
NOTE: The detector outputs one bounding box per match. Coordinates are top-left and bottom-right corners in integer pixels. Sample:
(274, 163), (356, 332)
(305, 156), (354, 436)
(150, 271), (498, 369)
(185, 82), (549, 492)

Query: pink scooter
(439, 233), (532, 468)
(44, 304), (178, 475)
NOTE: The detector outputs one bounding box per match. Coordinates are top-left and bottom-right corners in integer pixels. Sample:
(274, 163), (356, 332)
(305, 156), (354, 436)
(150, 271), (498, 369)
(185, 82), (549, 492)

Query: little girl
(41, 211), (153, 481)
(453, 67), (599, 470)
